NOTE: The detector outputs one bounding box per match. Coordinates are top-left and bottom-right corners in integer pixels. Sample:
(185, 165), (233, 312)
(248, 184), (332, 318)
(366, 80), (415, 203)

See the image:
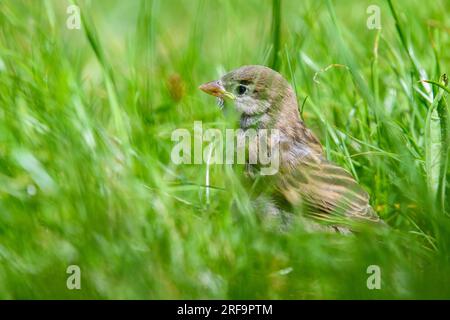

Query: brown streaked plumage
(199, 65), (382, 231)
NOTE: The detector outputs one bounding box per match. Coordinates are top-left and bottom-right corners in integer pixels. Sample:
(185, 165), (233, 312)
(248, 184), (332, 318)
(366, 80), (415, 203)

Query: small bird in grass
(199, 65), (382, 232)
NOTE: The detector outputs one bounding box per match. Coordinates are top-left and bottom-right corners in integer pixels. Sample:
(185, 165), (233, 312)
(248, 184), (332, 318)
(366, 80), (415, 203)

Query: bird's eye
(236, 84), (247, 95)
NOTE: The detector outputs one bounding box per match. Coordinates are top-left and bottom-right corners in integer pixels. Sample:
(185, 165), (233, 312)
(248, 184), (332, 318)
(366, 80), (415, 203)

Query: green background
(0, 0), (449, 299)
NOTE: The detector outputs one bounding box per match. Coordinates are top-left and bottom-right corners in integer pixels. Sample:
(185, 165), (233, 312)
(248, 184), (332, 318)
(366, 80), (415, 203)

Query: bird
(199, 65), (383, 232)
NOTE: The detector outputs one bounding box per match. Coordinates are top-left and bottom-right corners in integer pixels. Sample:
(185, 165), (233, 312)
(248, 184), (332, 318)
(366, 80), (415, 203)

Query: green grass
(0, 0), (449, 299)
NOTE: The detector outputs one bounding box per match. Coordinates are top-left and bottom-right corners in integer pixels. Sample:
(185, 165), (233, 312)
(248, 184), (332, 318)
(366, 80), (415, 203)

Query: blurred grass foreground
(0, 0), (449, 299)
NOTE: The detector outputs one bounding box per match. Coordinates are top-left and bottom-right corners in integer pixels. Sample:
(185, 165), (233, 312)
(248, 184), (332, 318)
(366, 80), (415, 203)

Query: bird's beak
(199, 81), (235, 100)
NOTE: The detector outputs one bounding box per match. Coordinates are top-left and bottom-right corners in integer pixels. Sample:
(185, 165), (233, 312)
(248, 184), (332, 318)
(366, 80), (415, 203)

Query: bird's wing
(278, 156), (380, 224)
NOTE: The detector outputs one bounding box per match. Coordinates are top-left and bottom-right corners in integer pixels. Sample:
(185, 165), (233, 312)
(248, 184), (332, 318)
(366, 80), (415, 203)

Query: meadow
(0, 0), (449, 299)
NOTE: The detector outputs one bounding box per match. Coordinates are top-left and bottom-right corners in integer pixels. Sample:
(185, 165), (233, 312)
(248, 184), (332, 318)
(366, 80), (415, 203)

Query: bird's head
(199, 65), (299, 129)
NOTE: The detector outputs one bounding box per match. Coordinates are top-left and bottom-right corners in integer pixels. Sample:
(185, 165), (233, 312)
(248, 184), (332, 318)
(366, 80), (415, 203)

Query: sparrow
(199, 65), (382, 231)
